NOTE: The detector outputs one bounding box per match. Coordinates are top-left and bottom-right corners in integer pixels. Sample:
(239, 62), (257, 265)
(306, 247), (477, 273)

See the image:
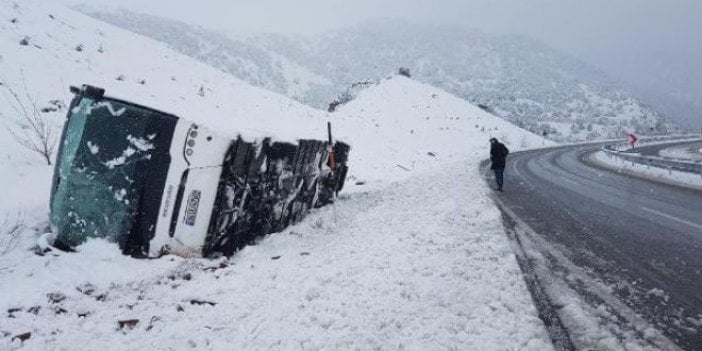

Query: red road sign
(626, 132), (638, 146)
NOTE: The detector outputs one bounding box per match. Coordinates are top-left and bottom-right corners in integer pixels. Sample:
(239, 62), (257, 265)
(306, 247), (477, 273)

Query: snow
(1, 161), (552, 350)
(86, 141), (100, 154)
(0, 0), (326, 157)
(0, 164), (52, 214)
(545, 277), (664, 351)
(658, 144), (702, 161)
(331, 76), (553, 187)
(103, 152), (128, 169)
(592, 151), (702, 190)
(113, 188), (127, 202)
(126, 135), (154, 152)
(89, 101), (126, 117)
(0, 0), (557, 349)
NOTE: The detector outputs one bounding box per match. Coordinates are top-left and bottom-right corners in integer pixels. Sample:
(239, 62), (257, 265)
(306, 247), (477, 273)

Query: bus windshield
(50, 96), (177, 252)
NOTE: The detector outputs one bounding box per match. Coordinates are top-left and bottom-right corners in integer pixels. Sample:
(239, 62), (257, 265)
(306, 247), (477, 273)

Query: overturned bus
(50, 85), (349, 257)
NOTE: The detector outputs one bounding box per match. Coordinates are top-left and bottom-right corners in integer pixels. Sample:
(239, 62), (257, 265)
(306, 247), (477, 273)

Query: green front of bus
(50, 87), (177, 255)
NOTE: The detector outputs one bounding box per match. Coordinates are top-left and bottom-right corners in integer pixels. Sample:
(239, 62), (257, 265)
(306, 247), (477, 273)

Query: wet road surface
(494, 143), (702, 350)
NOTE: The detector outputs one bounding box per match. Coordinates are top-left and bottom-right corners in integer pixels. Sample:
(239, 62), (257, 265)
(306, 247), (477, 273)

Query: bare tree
(0, 210), (25, 255)
(0, 79), (58, 165)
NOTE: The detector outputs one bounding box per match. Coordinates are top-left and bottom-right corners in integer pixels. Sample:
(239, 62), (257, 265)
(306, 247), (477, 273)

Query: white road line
(641, 206), (702, 231)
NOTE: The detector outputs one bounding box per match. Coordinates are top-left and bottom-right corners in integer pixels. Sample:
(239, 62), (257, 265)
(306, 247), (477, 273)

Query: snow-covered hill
(81, 10), (672, 142)
(0, 0), (548, 208)
(0, 1), (563, 349)
(331, 75), (550, 186)
(0, 0), (328, 212)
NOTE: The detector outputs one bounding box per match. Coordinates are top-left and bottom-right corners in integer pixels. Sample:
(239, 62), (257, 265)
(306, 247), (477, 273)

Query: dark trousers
(493, 168), (504, 188)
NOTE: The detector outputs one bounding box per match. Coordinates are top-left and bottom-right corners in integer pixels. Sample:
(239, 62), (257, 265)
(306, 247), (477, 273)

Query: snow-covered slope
(0, 0), (549, 204)
(0, 1), (330, 142)
(0, 0), (328, 212)
(81, 11), (672, 142)
(0, 1), (561, 349)
(331, 76), (550, 186)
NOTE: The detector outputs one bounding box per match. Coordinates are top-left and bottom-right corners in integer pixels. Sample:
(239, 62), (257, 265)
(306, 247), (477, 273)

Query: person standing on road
(489, 137), (509, 191)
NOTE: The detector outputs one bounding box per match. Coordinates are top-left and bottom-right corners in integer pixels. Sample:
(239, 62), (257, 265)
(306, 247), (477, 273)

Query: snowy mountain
(81, 10), (671, 142)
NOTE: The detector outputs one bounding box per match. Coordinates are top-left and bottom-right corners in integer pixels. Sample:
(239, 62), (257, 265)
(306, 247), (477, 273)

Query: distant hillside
(79, 8), (331, 105)
(82, 10), (673, 142)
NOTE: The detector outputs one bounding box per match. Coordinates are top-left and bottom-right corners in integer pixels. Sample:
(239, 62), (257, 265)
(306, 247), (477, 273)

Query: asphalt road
(494, 143), (702, 350)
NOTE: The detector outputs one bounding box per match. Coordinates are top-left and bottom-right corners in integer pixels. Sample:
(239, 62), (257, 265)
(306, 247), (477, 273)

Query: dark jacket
(490, 142), (509, 170)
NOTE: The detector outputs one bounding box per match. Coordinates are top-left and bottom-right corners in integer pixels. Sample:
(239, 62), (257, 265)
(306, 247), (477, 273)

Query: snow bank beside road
(658, 144), (702, 161)
(592, 151), (702, 190)
(1, 161), (552, 350)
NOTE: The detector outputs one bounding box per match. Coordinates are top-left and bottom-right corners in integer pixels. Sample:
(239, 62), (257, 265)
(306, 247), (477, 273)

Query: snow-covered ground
(1, 161), (553, 350)
(591, 151), (702, 190)
(1, 0), (558, 349)
(658, 144), (702, 161)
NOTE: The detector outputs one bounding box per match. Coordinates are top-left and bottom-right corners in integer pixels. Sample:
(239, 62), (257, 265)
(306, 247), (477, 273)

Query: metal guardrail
(602, 137), (702, 175)
(607, 134), (701, 151)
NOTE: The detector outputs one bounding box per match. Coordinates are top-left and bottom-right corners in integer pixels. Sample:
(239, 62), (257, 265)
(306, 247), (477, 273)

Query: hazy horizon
(65, 0), (702, 127)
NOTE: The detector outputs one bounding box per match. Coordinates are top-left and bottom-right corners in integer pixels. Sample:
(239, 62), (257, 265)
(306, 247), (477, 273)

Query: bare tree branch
(0, 210), (25, 255)
(0, 74), (58, 165)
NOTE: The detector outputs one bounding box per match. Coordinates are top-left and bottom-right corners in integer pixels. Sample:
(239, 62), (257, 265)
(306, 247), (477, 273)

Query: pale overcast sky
(66, 0), (702, 125)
